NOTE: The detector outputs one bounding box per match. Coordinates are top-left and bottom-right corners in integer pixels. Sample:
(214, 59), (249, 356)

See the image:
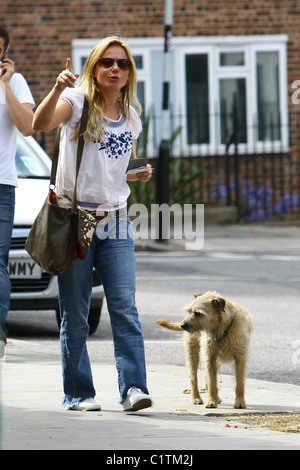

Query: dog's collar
(215, 316), (234, 340)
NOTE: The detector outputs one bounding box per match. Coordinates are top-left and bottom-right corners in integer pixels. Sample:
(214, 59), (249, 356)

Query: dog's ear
(212, 297), (226, 310)
(194, 293), (203, 298)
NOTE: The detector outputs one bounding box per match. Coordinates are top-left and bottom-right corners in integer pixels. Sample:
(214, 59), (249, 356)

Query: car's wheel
(55, 300), (103, 335)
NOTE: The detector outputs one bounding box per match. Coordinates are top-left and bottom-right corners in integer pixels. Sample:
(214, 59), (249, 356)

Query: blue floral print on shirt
(95, 130), (133, 159)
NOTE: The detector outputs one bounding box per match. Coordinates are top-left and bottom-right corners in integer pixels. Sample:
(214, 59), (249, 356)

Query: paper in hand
(126, 158), (151, 174)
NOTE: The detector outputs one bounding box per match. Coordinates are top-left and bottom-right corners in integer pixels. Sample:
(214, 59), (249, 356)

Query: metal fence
(143, 113), (300, 222)
(182, 149), (300, 222)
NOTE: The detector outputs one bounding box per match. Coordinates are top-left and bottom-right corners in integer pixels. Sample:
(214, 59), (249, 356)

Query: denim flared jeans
(58, 215), (149, 409)
(0, 184), (15, 337)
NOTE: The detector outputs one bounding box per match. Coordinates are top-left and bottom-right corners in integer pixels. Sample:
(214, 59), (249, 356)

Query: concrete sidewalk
(136, 222), (300, 253)
(202, 223), (300, 252)
(1, 338), (300, 451)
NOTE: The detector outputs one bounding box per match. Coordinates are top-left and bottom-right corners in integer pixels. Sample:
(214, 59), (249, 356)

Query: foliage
(214, 182), (300, 222)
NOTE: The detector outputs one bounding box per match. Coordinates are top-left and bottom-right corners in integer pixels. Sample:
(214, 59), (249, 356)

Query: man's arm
(0, 57), (34, 136)
(5, 84), (33, 136)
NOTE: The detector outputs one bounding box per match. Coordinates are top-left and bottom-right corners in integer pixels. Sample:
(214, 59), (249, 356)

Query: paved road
(135, 248), (300, 386)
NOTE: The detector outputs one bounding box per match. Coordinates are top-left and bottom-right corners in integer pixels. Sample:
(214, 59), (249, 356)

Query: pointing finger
(66, 58), (73, 73)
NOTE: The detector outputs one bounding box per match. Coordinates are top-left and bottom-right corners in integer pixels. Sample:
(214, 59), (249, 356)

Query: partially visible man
(0, 27), (35, 357)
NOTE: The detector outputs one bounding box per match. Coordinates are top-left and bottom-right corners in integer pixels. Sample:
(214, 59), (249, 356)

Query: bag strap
(49, 94), (89, 211)
(49, 127), (61, 188)
(75, 94), (89, 177)
(72, 95), (89, 211)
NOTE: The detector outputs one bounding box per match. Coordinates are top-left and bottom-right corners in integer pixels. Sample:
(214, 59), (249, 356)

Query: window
(220, 52), (244, 66)
(219, 78), (247, 145)
(133, 54), (146, 114)
(256, 51), (280, 141)
(72, 35), (289, 156)
(185, 54), (209, 145)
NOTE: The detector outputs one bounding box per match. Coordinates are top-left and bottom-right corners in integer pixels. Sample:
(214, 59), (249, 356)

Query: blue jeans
(0, 184), (15, 337)
(58, 215), (149, 408)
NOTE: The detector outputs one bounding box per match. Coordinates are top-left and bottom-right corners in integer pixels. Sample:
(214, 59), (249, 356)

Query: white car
(8, 134), (104, 334)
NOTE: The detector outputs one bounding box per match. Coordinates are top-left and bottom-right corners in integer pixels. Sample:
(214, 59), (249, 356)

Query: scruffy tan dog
(156, 291), (252, 409)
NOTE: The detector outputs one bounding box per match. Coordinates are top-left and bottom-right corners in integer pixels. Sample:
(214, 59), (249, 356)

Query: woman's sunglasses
(97, 57), (132, 71)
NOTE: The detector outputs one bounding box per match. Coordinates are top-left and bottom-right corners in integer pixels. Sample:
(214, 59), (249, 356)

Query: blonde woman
(33, 36), (153, 412)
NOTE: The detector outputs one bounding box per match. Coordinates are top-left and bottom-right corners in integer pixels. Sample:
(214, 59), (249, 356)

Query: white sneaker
(122, 387), (153, 411)
(70, 398), (101, 411)
(0, 340), (5, 359)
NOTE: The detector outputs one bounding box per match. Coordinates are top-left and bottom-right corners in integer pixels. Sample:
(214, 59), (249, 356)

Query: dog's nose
(181, 322), (188, 330)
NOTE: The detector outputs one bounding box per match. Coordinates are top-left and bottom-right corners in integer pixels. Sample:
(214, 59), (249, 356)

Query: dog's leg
(205, 353), (219, 408)
(234, 356), (247, 409)
(184, 333), (203, 404)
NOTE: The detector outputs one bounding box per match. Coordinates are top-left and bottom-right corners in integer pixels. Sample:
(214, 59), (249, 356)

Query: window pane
(185, 54), (209, 145)
(137, 81), (145, 115)
(133, 55), (143, 69)
(220, 52), (244, 66)
(256, 51), (280, 141)
(220, 78), (247, 144)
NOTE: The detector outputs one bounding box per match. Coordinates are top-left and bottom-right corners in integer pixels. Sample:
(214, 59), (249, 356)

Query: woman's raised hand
(56, 58), (79, 91)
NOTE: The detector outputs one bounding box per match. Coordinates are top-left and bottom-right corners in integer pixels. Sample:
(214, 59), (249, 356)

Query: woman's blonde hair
(72, 35), (141, 143)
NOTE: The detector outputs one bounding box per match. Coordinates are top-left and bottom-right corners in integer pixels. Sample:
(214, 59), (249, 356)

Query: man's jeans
(0, 184), (15, 337)
(58, 215), (149, 409)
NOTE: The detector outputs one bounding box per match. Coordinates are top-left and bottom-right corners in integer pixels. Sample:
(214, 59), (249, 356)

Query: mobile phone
(126, 158), (149, 173)
(0, 52), (7, 76)
(1, 51), (7, 62)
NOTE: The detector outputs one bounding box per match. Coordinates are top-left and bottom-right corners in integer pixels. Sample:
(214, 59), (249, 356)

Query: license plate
(8, 259), (42, 279)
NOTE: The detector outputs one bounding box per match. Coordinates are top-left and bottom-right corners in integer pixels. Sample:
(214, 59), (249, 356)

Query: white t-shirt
(0, 73), (35, 187)
(57, 86), (142, 210)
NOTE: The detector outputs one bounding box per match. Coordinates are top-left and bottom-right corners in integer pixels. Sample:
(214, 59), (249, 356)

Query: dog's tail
(156, 319), (183, 331)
